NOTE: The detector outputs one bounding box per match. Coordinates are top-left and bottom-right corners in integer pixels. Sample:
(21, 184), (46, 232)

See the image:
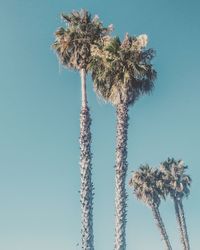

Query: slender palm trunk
(173, 198), (187, 250)
(114, 103), (129, 250)
(81, 68), (87, 109)
(177, 199), (190, 250)
(80, 68), (94, 250)
(151, 204), (172, 250)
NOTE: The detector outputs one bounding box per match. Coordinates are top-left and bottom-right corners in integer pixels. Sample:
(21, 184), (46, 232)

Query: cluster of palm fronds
(53, 9), (112, 71)
(52, 10), (156, 105)
(129, 157), (191, 250)
(90, 34), (156, 106)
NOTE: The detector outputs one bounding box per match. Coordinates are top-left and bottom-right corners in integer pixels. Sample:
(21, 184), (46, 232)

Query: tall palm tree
(160, 158), (191, 250)
(52, 9), (112, 249)
(129, 165), (172, 250)
(91, 34), (156, 249)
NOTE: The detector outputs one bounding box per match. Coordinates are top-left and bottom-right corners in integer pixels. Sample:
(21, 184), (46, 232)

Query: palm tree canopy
(129, 164), (164, 207)
(52, 9), (113, 71)
(91, 33), (156, 106)
(159, 158), (192, 200)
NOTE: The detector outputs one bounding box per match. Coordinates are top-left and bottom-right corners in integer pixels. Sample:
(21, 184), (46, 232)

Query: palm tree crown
(91, 34), (156, 105)
(129, 164), (163, 207)
(129, 164), (172, 250)
(159, 158), (191, 200)
(52, 9), (113, 71)
(160, 158), (191, 250)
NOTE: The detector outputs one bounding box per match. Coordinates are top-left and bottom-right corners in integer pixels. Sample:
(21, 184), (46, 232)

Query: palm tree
(160, 158), (191, 250)
(91, 34), (156, 249)
(52, 9), (112, 249)
(129, 165), (172, 250)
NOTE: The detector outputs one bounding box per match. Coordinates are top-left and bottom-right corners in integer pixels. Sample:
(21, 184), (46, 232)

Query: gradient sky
(0, 0), (200, 249)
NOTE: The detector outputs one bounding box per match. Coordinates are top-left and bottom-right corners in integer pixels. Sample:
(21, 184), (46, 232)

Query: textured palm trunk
(151, 204), (172, 250)
(80, 68), (94, 250)
(173, 198), (187, 250)
(177, 199), (190, 250)
(114, 103), (129, 250)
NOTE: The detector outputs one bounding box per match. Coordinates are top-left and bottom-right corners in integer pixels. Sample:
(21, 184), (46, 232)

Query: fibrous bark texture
(80, 68), (94, 250)
(151, 204), (172, 250)
(174, 198), (187, 250)
(114, 103), (129, 250)
(178, 200), (190, 250)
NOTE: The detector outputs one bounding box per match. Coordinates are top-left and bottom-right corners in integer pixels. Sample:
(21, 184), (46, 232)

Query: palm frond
(91, 34), (156, 106)
(159, 158), (191, 199)
(129, 164), (162, 207)
(52, 9), (113, 71)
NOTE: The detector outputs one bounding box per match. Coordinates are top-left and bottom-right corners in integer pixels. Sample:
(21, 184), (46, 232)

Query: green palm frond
(129, 164), (163, 207)
(105, 36), (121, 54)
(159, 158), (191, 199)
(91, 33), (156, 106)
(52, 9), (112, 71)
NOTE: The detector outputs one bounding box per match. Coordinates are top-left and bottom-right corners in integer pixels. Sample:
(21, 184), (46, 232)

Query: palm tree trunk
(173, 198), (187, 250)
(80, 68), (94, 250)
(81, 68), (87, 108)
(114, 103), (129, 250)
(178, 199), (190, 250)
(151, 204), (172, 250)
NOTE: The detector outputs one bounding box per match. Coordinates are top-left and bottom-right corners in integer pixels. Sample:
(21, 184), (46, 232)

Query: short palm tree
(91, 34), (156, 250)
(160, 158), (191, 250)
(129, 164), (172, 250)
(52, 9), (112, 249)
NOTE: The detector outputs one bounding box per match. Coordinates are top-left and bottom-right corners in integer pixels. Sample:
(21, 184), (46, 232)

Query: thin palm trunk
(81, 68), (87, 108)
(177, 199), (190, 250)
(151, 204), (172, 250)
(114, 103), (129, 250)
(173, 198), (187, 250)
(80, 68), (94, 250)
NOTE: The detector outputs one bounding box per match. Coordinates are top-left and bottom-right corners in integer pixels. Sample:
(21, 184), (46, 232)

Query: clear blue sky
(0, 0), (200, 249)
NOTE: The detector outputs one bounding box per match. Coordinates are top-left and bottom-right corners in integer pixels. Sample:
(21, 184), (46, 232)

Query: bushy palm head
(91, 33), (156, 106)
(159, 158), (191, 200)
(129, 164), (164, 207)
(52, 9), (112, 71)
